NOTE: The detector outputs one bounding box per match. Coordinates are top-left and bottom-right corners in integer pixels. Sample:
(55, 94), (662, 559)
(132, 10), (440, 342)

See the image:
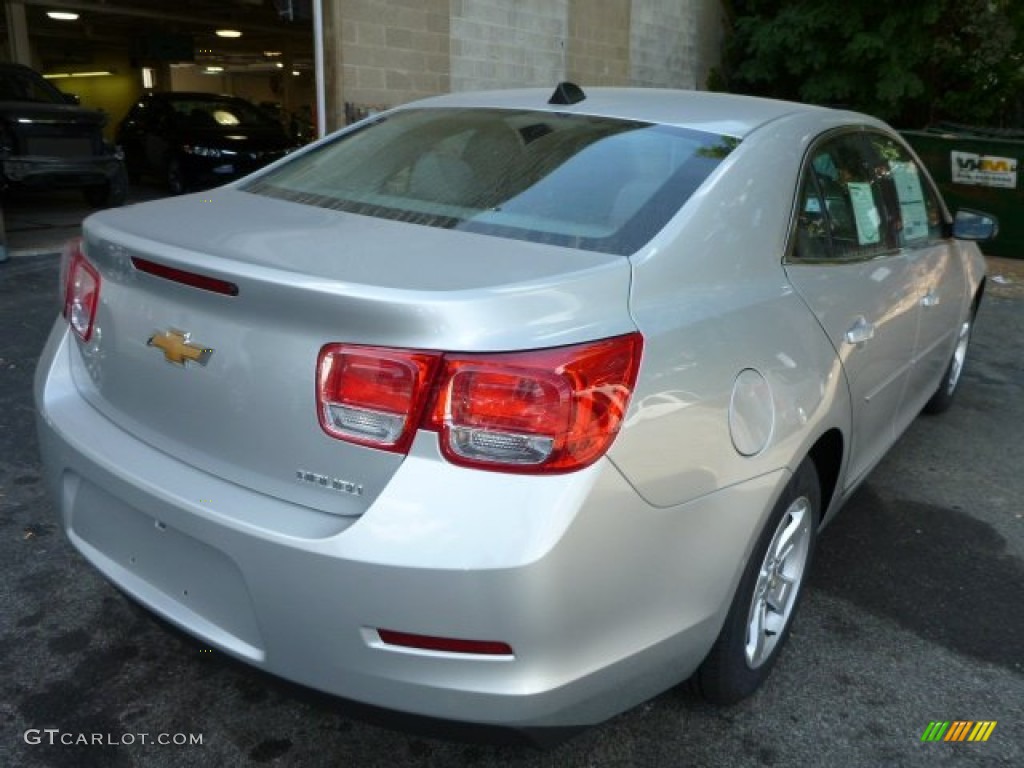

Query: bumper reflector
(377, 629), (513, 656)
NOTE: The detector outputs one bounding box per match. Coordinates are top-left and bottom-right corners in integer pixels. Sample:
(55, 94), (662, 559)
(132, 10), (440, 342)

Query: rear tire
(695, 458), (819, 704)
(166, 157), (187, 195)
(83, 164), (129, 208)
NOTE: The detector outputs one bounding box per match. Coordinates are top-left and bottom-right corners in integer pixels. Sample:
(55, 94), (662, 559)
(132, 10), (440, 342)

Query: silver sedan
(35, 84), (993, 732)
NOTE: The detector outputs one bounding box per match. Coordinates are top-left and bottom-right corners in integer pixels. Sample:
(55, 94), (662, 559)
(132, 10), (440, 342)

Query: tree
(718, 0), (1024, 128)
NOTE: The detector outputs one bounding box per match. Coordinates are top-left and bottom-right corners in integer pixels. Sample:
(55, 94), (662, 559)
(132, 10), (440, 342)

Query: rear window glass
(243, 108), (736, 255)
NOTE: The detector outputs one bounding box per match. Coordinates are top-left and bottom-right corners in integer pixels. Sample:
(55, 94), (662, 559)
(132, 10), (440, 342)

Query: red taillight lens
(316, 334), (643, 473)
(427, 333), (644, 473)
(448, 366), (570, 468)
(61, 239), (101, 342)
(316, 345), (441, 452)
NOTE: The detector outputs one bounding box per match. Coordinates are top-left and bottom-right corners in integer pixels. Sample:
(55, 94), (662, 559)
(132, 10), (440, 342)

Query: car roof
(403, 87), (842, 139)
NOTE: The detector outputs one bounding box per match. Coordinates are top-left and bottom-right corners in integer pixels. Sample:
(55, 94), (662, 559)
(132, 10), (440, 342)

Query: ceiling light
(264, 51), (282, 57)
(292, 71), (300, 77)
(215, 29), (242, 38)
(43, 71), (113, 79)
(205, 66), (224, 73)
(47, 11), (79, 21)
(275, 62), (284, 69)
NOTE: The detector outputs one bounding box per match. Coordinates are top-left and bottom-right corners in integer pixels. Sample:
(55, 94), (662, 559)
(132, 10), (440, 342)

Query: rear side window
(243, 108), (735, 255)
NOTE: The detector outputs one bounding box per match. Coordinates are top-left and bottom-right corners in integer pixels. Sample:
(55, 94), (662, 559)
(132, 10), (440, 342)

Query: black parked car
(117, 92), (295, 194)
(0, 62), (127, 207)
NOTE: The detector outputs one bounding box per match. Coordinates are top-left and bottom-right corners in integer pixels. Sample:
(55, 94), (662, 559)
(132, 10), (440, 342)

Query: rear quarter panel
(610, 112), (860, 511)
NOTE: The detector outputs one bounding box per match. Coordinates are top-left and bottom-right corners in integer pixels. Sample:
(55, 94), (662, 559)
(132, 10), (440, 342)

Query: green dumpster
(902, 127), (1023, 259)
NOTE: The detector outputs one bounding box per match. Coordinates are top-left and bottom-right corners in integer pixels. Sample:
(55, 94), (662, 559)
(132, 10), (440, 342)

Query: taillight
(317, 345), (441, 453)
(316, 333), (643, 473)
(427, 334), (643, 473)
(61, 239), (101, 342)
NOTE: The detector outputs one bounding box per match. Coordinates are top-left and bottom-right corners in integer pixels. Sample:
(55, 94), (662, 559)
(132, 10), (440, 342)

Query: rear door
(864, 132), (968, 419)
(785, 131), (921, 488)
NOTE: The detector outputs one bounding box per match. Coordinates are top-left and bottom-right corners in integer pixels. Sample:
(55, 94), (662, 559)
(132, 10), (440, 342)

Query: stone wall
(322, 0), (723, 129)
(451, 0), (568, 92)
(334, 0), (451, 114)
(566, 0), (631, 86)
(629, 0), (697, 89)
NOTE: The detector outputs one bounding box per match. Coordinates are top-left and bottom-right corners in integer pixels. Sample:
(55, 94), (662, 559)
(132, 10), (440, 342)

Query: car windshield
(243, 108), (737, 255)
(167, 98), (281, 130)
(0, 67), (68, 104)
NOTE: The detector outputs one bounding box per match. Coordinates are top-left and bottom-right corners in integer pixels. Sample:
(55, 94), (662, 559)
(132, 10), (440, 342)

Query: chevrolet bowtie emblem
(147, 330), (213, 367)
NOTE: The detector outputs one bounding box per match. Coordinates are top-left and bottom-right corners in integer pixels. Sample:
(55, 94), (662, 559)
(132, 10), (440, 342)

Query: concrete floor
(1, 184), (168, 259)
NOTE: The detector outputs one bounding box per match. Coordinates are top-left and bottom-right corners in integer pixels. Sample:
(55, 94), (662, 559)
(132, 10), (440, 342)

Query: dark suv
(0, 62), (127, 207)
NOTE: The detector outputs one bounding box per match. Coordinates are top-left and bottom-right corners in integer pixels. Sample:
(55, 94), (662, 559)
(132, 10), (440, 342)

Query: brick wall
(629, 0), (698, 89)
(450, 0), (568, 92)
(321, 0), (722, 127)
(335, 0), (450, 113)
(566, 0), (631, 86)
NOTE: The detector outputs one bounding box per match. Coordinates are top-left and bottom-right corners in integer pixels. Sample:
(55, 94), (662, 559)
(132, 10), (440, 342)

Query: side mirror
(62, 92), (81, 105)
(952, 209), (999, 242)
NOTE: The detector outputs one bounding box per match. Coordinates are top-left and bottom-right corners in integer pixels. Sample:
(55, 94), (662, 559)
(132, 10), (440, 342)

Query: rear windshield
(243, 108), (736, 255)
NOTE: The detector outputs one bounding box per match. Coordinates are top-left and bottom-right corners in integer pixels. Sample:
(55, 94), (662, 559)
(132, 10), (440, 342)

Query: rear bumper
(2, 153), (123, 188)
(34, 320), (786, 728)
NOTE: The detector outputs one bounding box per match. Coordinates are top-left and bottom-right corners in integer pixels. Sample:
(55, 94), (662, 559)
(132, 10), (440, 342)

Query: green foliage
(722, 0), (1024, 128)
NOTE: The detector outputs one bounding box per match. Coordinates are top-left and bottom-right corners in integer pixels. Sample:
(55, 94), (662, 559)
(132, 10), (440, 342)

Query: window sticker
(891, 161), (929, 241)
(846, 182), (881, 245)
(891, 161), (923, 201)
(899, 201), (929, 241)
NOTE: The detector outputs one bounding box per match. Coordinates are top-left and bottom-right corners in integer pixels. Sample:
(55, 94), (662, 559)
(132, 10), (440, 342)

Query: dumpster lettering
(952, 151), (1018, 189)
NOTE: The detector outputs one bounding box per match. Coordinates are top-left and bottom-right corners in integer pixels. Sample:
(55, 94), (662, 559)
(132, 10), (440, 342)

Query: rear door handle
(845, 316), (876, 345)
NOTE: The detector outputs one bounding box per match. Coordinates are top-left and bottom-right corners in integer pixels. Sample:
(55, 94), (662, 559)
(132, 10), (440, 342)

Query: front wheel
(694, 458), (819, 704)
(923, 308), (975, 415)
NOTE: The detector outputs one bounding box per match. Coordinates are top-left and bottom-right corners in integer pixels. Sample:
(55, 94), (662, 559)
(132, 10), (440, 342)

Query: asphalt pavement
(1, 239), (1022, 767)
(1, 185), (167, 258)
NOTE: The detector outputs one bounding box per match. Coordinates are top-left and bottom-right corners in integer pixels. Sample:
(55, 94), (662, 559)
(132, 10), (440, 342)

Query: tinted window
(243, 108), (735, 255)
